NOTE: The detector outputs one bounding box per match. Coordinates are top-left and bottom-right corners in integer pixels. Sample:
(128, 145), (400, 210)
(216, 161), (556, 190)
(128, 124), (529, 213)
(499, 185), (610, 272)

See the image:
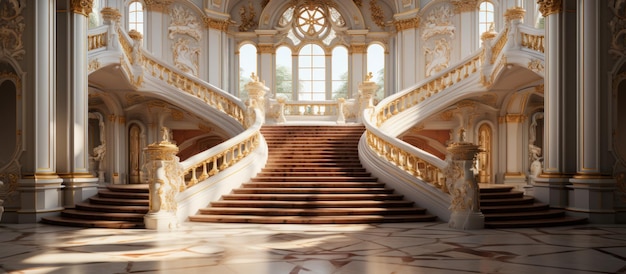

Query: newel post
(245, 72), (269, 123)
(445, 130), (485, 230)
(358, 72), (378, 122)
(144, 127), (184, 230)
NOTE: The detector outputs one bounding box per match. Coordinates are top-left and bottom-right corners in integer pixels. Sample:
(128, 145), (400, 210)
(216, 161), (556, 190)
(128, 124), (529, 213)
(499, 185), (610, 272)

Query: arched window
(275, 46), (293, 100)
(367, 44), (385, 99)
(298, 44), (325, 101)
(128, 1), (144, 35)
(331, 46), (348, 99)
(478, 1), (495, 37)
(238, 44), (257, 98)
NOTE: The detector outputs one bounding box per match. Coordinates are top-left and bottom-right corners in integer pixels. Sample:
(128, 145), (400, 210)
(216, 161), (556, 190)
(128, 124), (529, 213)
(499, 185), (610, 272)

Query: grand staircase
(189, 125), (438, 224)
(41, 184), (149, 228)
(480, 185), (587, 228)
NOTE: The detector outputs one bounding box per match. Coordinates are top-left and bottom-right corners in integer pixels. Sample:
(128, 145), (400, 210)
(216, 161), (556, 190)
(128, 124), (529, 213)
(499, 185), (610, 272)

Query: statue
(365, 71), (374, 82)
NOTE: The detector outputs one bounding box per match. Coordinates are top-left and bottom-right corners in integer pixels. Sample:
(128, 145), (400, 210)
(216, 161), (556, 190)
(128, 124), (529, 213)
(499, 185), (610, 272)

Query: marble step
(210, 200), (415, 208)
(189, 214), (436, 224)
(75, 202), (149, 213)
(223, 193), (402, 200)
(479, 196), (535, 207)
(480, 202), (550, 213)
(250, 176), (379, 183)
(242, 182), (386, 188)
(263, 162), (364, 168)
(89, 196), (149, 206)
(483, 209), (565, 221)
(106, 184), (149, 193)
(98, 190), (150, 200)
(256, 171), (372, 177)
(484, 216), (588, 229)
(61, 209), (145, 222)
(261, 167), (367, 172)
(479, 190), (524, 200)
(478, 185), (515, 193)
(41, 216), (145, 229)
(198, 207), (426, 216)
(232, 188), (394, 194)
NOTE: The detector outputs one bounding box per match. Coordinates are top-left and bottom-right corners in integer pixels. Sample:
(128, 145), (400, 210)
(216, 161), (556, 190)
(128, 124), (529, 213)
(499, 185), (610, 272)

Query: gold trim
(572, 173), (613, 180)
(257, 44), (275, 54)
(537, 0), (562, 17)
(70, 0), (93, 17)
(451, 0), (478, 14)
(100, 7), (121, 22)
(499, 114), (525, 124)
(394, 17), (420, 32)
(204, 17), (231, 31)
(350, 44), (367, 54)
(22, 173), (61, 180)
(58, 173), (96, 179)
(504, 7), (526, 22)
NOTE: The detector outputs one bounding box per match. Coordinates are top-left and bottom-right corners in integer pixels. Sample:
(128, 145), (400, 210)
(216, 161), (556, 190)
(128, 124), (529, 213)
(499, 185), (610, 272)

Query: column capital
(537, 0), (562, 17)
(70, 0), (93, 17)
(451, 0), (478, 14)
(394, 16), (420, 32)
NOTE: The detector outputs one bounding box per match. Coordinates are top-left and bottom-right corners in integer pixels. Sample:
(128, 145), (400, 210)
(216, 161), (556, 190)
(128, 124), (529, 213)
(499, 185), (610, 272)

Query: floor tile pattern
(1, 222), (625, 273)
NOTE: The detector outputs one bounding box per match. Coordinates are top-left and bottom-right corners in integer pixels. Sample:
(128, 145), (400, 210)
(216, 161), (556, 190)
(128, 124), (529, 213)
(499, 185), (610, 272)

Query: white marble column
(569, 0), (615, 223)
(533, 0), (576, 209)
(501, 115), (527, 188)
(59, 0), (99, 207)
(392, 11), (420, 90)
(18, 0), (64, 223)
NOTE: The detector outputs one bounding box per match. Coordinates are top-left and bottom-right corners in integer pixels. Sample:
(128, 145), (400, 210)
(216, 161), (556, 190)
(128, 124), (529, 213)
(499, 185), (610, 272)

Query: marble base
(144, 211), (179, 231)
(449, 211), (485, 230)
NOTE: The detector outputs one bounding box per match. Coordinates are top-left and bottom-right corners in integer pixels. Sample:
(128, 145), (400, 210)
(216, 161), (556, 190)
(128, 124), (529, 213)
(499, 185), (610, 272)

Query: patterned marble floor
(1, 222), (625, 274)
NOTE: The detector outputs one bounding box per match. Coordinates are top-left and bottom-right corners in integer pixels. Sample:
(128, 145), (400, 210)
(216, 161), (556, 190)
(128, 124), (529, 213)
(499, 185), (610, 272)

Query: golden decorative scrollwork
(504, 7), (526, 22)
(369, 0), (385, 28)
(70, 0), (93, 17)
(100, 7), (121, 22)
(450, 0), (478, 14)
(394, 16), (420, 32)
(537, 0), (562, 17)
(204, 17), (231, 31)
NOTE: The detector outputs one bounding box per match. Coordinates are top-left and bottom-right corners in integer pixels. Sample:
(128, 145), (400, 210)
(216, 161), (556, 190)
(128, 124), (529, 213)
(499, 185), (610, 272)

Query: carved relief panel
(168, 5), (201, 76)
(421, 4), (455, 77)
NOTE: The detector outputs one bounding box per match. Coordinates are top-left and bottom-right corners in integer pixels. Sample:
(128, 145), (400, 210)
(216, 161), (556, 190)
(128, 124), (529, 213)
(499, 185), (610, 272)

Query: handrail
(87, 25), (108, 52)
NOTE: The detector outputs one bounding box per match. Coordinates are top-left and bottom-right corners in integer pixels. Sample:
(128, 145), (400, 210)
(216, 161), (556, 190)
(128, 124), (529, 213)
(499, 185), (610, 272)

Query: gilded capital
(257, 44), (275, 54)
(204, 17), (231, 32)
(504, 7), (526, 22)
(144, 0), (173, 11)
(350, 44), (367, 54)
(451, 0), (478, 14)
(394, 17), (420, 32)
(70, 0), (93, 17)
(101, 7), (121, 22)
(537, 0), (562, 17)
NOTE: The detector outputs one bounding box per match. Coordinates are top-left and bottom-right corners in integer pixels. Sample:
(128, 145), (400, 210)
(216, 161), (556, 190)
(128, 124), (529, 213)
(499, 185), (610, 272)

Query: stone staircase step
(210, 200), (415, 208)
(261, 167), (367, 172)
(480, 202), (550, 214)
(98, 190), (150, 199)
(40, 216), (145, 229)
(232, 188), (394, 194)
(480, 190), (524, 199)
(199, 207), (426, 216)
(61, 209), (145, 222)
(242, 182), (386, 188)
(75, 202), (149, 213)
(483, 209), (565, 221)
(480, 196), (535, 207)
(250, 176), (379, 182)
(89, 196), (149, 206)
(222, 193), (403, 200)
(484, 216), (588, 229)
(189, 214), (436, 224)
(478, 184), (515, 193)
(257, 171), (372, 177)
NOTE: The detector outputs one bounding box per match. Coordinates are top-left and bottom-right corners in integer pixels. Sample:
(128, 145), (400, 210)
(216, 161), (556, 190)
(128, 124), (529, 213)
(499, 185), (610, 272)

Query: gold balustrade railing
(491, 28), (509, 64)
(88, 32), (107, 51)
(183, 131), (260, 188)
(375, 54), (481, 127)
(521, 32), (545, 53)
(117, 27), (134, 64)
(283, 102), (339, 116)
(366, 131), (447, 193)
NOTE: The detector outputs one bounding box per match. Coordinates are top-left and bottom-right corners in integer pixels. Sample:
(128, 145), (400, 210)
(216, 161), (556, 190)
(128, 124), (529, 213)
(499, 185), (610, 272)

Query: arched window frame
(478, 1), (495, 41)
(128, 1), (145, 36)
(367, 43), (386, 100)
(238, 43), (258, 99)
(297, 43), (326, 101)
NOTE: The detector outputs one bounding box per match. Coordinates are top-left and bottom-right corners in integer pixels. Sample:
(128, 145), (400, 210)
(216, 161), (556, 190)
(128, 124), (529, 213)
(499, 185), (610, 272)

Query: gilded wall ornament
(421, 4), (455, 40)
(144, 0), (172, 11)
(369, 0), (385, 28)
(169, 5), (202, 41)
(424, 38), (451, 77)
(238, 1), (258, 32)
(450, 0), (478, 13)
(100, 7), (121, 22)
(528, 59), (544, 74)
(537, 0), (562, 17)
(394, 16), (419, 32)
(88, 59), (101, 72)
(0, 0), (25, 60)
(172, 38), (200, 76)
(70, 0), (93, 17)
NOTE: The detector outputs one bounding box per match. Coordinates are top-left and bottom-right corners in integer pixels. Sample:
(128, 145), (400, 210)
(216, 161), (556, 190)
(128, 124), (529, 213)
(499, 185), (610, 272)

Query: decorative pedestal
(446, 142), (484, 230)
(143, 128), (184, 231)
(357, 72), (378, 122)
(245, 72), (269, 122)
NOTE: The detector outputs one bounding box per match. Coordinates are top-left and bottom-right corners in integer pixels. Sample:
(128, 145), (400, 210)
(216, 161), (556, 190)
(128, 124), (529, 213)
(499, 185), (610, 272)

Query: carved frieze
(369, 0), (385, 28)
(394, 16), (419, 32)
(0, 0), (25, 60)
(238, 1), (257, 32)
(450, 0), (478, 14)
(169, 5), (202, 41)
(424, 38), (451, 77)
(70, 0), (93, 17)
(172, 38), (200, 76)
(421, 4), (455, 40)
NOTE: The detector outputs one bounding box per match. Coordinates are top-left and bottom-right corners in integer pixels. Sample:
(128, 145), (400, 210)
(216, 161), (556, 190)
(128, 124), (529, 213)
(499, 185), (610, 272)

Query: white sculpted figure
(425, 38), (451, 77)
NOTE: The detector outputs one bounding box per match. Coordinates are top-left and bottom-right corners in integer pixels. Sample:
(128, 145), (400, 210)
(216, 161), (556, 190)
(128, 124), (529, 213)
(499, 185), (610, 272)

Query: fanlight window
(128, 1), (144, 35)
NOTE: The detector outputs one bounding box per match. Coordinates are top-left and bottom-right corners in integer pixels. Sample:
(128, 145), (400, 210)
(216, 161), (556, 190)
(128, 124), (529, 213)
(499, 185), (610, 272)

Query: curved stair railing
(359, 12), (545, 221)
(88, 11), (267, 226)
